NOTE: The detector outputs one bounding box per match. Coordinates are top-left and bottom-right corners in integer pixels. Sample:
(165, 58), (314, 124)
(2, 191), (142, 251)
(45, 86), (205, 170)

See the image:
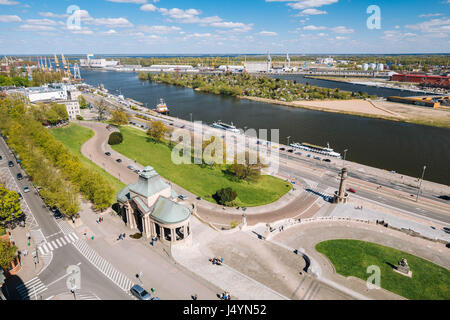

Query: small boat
(154, 98), (170, 115)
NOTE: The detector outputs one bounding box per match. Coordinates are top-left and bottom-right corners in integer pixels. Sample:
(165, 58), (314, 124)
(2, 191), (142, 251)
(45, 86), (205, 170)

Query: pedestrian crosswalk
(72, 239), (133, 292)
(16, 277), (48, 300)
(37, 233), (79, 255)
(75, 292), (101, 300)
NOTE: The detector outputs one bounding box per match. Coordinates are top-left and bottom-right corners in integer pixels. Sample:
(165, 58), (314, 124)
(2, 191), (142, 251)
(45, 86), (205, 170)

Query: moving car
(8, 161), (14, 167)
(322, 159), (331, 163)
(178, 195), (188, 201)
(17, 173), (23, 180)
(347, 188), (356, 193)
(105, 152), (111, 156)
(0, 155), (2, 160)
(313, 156), (321, 160)
(116, 159), (122, 163)
(134, 169), (141, 174)
(279, 147), (286, 151)
(127, 165), (135, 171)
(23, 186), (30, 193)
(287, 149), (294, 153)
(295, 152), (302, 156)
(130, 285), (152, 300)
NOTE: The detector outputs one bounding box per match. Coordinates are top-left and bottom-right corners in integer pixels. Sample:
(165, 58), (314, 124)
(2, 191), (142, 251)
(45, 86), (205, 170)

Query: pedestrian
(122, 233), (126, 239)
(151, 288), (155, 293)
(96, 218), (99, 224)
(192, 294), (198, 300)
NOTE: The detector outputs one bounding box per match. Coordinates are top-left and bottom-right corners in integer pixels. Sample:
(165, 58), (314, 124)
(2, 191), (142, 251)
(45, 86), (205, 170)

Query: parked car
(53, 210), (63, 220)
(127, 165), (135, 171)
(130, 285), (152, 300)
(105, 152), (111, 156)
(17, 173), (23, 180)
(134, 169), (141, 174)
(347, 188), (356, 193)
(178, 195), (188, 201)
(17, 192), (22, 199)
(8, 161), (14, 167)
(116, 159), (122, 163)
(23, 186), (30, 193)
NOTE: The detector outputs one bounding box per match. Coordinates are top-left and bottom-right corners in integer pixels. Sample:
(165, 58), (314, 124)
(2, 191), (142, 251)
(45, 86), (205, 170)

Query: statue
(395, 258), (412, 277)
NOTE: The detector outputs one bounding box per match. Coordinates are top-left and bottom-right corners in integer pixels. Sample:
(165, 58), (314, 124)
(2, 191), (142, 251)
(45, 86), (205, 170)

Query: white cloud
(259, 31), (278, 36)
(138, 25), (181, 34)
(335, 36), (347, 40)
(284, 0), (338, 10)
(419, 13), (442, 18)
(25, 19), (58, 26)
(74, 10), (133, 28)
(406, 18), (450, 34)
(0, 15), (21, 22)
(297, 8), (327, 16)
(140, 4), (157, 11)
(102, 29), (117, 35)
(303, 25), (326, 30)
(19, 24), (56, 31)
(39, 12), (69, 18)
(331, 26), (354, 34)
(0, 0), (19, 5)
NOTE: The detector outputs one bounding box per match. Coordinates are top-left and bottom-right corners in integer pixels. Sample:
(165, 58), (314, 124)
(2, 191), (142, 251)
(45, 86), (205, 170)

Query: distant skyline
(0, 0), (449, 54)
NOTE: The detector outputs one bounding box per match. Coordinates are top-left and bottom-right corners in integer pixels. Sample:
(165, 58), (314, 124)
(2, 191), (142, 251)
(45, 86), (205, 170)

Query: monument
(333, 168), (349, 204)
(394, 258), (412, 277)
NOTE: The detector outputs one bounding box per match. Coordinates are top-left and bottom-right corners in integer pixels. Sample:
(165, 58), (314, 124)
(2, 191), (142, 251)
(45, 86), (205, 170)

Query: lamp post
(286, 136), (291, 148)
(416, 165), (427, 202)
(343, 149), (348, 168)
(190, 113), (193, 123)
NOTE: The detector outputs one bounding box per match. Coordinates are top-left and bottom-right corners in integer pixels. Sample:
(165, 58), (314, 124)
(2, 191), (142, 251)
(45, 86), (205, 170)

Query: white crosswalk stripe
(72, 239), (133, 292)
(16, 277), (48, 300)
(35, 233), (78, 255)
(75, 292), (101, 300)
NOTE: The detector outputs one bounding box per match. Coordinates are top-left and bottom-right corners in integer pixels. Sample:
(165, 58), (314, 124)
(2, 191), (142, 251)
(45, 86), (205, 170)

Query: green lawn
(49, 123), (126, 200)
(316, 239), (450, 300)
(112, 126), (292, 207)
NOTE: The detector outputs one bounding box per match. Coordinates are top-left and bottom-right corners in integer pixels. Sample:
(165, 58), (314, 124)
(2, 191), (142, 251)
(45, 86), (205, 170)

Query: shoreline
(236, 95), (450, 129)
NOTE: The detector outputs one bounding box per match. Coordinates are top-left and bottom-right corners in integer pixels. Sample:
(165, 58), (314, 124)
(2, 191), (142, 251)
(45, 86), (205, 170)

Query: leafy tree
(214, 187), (237, 206)
(0, 239), (17, 269)
(0, 185), (23, 228)
(147, 121), (171, 143)
(229, 152), (265, 181)
(78, 95), (89, 109)
(108, 132), (123, 145)
(110, 110), (129, 126)
(96, 99), (109, 121)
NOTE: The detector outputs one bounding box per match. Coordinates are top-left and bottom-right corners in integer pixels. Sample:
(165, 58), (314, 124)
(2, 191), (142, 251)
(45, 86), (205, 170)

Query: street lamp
(416, 165), (427, 202)
(343, 149), (348, 168)
(190, 113), (193, 123)
(286, 136), (291, 147)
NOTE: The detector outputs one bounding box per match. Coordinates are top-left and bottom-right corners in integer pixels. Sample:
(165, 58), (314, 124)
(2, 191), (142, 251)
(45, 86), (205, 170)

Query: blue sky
(0, 0), (449, 54)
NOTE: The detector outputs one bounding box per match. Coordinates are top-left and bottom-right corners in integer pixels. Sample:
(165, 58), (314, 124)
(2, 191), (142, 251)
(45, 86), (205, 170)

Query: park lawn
(316, 239), (450, 300)
(49, 123), (126, 200)
(112, 126), (292, 207)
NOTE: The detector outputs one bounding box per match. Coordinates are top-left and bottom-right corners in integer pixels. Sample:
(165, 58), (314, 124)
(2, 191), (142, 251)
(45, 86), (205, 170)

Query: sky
(0, 0), (449, 54)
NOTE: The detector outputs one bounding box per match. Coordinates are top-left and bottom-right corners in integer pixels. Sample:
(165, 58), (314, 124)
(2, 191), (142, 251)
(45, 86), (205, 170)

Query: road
(84, 91), (450, 226)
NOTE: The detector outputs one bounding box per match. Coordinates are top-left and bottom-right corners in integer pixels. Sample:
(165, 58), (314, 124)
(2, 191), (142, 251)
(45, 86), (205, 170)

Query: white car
(23, 186), (30, 193)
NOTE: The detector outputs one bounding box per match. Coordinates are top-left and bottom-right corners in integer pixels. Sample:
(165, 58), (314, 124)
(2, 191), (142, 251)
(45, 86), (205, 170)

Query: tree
(96, 99), (109, 121)
(214, 187), (237, 206)
(78, 95), (89, 109)
(0, 239), (17, 270)
(229, 152), (265, 181)
(0, 185), (23, 228)
(147, 121), (170, 143)
(110, 110), (129, 126)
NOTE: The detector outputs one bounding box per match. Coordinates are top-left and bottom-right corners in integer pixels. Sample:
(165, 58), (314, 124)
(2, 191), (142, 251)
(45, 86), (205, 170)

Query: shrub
(213, 187), (237, 206)
(76, 115), (84, 121)
(108, 132), (123, 145)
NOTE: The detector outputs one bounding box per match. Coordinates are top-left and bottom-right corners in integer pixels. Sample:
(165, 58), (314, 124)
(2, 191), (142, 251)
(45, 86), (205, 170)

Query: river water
(82, 70), (450, 185)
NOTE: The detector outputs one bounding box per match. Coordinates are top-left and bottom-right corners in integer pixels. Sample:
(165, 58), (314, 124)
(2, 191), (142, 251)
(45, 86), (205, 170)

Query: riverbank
(237, 95), (450, 128)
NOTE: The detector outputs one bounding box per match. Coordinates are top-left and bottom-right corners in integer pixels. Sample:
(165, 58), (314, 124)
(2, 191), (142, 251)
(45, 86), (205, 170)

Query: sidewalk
(67, 199), (220, 300)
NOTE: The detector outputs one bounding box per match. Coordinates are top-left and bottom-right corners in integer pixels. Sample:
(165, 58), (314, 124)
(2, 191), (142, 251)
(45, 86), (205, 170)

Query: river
(82, 70), (450, 186)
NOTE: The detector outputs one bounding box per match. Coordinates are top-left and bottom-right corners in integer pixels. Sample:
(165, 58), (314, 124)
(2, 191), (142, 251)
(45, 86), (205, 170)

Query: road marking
(16, 277), (48, 300)
(56, 238), (62, 247)
(51, 240), (58, 249)
(46, 242), (54, 251)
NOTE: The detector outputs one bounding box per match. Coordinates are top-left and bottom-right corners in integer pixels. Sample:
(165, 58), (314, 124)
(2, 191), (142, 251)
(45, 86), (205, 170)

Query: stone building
(117, 166), (192, 246)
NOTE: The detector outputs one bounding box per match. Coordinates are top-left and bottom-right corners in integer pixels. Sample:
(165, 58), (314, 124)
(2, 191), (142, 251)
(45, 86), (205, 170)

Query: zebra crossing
(37, 233), (79, 255)
(16, 277), (48, 300)
(72, 239), (133, 292)
(74, 292), (101, 300)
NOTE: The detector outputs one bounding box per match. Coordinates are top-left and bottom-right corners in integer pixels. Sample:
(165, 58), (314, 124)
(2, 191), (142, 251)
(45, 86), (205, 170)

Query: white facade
(27, 88), (67, 102)
(63, 100), (81, 120)
(80, 56), (119, 68)
(362, 63), (369, 71)
(244, 62), (271, 73)
(147, 65), (197, 72)
(218, 65), (245, 72)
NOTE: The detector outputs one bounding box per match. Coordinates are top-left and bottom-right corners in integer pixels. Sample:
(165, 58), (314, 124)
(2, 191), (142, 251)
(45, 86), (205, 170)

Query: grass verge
(316, 239), (450, 300)
(49, 123), (126, 200)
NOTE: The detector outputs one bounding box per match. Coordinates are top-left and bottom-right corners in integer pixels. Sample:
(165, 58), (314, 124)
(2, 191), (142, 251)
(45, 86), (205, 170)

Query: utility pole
(416, 165), (427, 202)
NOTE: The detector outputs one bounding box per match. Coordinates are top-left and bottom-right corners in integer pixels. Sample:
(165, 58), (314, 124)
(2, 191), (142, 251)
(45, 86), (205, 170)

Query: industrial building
(79, 54), (119, 68)
(391, 74), (450, 88)
(244, 61), (272, 73)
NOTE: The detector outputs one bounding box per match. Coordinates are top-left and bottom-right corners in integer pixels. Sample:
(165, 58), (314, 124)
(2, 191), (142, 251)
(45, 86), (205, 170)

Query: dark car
(287, 149), (294, 153)
(347, 188), (356, 193)
(53, 210), (63, 219)
(105, 152), (111, 156)
(322, 159), (331, 163)
(17, 192), (23, 199)
(130, 285), (151, 300)
(8, 161), (14, 167)
(17, 173), (23, 180)
(0, 155), (2, 160)
(280, 147), (286, 151)
(116, 159), (122, 163)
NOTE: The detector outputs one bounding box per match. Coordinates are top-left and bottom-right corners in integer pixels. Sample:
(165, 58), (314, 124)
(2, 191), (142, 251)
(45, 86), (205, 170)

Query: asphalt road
(0, 136), (131, 300)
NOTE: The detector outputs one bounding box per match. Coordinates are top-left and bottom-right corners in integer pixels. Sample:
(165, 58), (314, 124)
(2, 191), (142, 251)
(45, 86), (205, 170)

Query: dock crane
(54, 54), (60, 72)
